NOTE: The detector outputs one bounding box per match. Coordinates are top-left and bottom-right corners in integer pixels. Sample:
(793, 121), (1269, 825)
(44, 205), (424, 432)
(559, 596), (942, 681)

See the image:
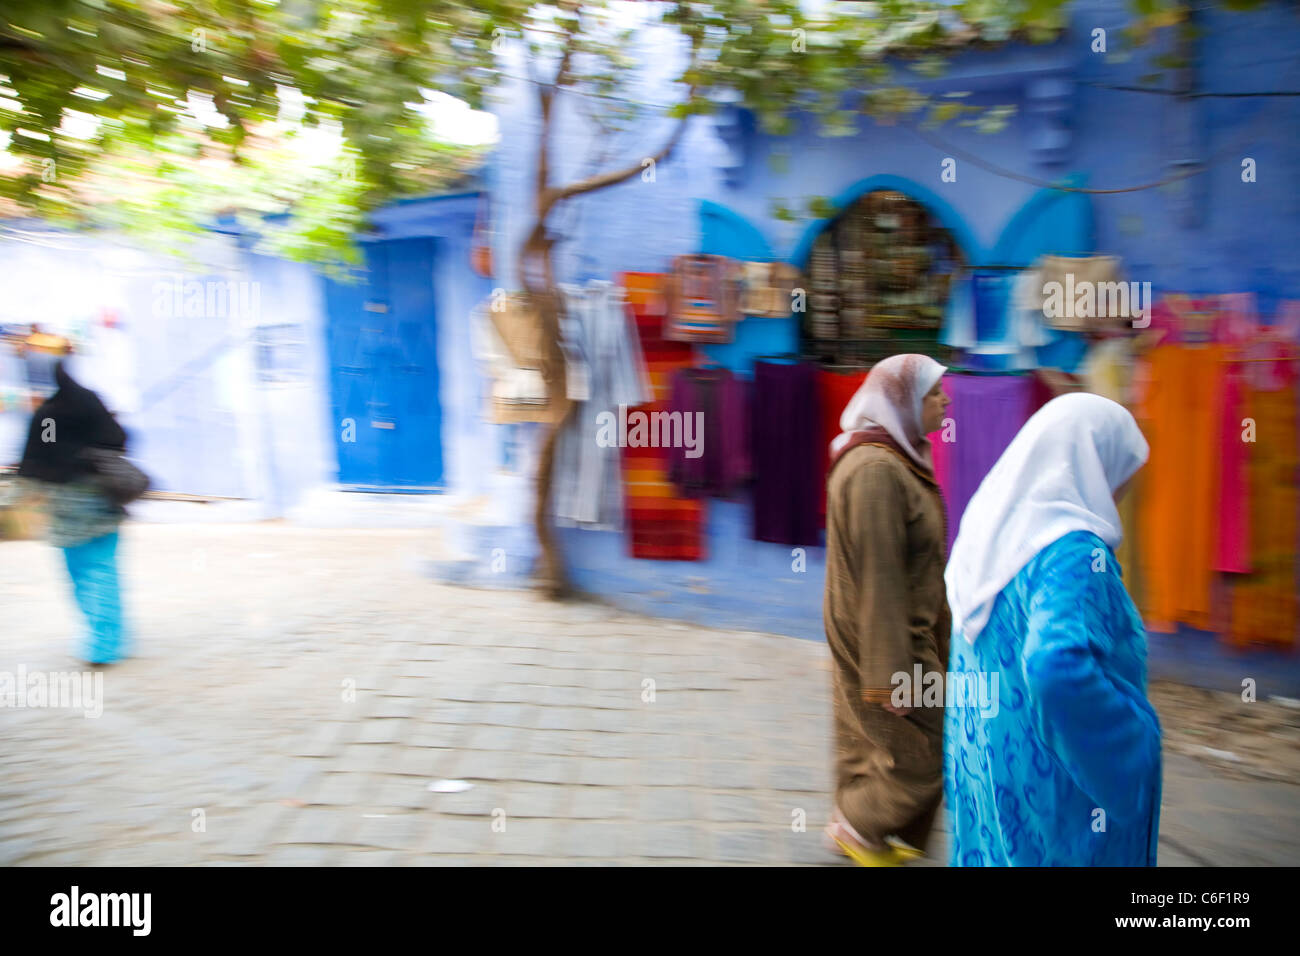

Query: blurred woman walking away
(823, 353), (952, 866)
(17, 358), (135, 665)
(944, 392), (1161, 866)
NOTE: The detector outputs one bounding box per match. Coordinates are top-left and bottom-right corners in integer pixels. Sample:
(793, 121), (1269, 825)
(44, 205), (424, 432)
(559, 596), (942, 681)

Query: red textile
(817, 368), (867, 519)
(621, 275), (704, 560)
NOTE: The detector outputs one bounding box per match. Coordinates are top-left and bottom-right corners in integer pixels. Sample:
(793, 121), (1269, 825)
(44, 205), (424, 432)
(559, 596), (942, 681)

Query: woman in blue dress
(943, 392), (1161, 866)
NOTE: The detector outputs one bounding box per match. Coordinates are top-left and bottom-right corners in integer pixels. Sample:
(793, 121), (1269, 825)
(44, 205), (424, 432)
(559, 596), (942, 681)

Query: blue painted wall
(466, 1), (1300, 687)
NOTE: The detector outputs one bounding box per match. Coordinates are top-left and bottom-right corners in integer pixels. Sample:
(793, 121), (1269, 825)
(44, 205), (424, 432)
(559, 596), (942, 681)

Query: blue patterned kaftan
(944, 530), (1162, 866)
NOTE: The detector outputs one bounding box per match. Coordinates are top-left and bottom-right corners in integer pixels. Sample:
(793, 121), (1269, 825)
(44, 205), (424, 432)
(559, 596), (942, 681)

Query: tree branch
(552, 93), (696, 202)
(535, 22), (580, 203)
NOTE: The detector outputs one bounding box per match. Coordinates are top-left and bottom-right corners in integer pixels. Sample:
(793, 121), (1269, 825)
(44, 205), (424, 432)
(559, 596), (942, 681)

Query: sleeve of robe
(845, 458), (914, 703)
(1021, 533), (1162, 823)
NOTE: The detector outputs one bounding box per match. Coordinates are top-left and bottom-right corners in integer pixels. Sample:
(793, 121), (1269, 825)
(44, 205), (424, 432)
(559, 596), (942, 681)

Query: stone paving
(1, 522), (1296, 866)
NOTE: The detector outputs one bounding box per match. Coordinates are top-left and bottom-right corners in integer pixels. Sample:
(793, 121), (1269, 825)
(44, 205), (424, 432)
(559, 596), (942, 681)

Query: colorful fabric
(666, 366), (748, 499)
(621, 278), (704, 560)
(945, 530), (1162, 866)
(1215, 366), (1251, 574)
(817, 368), (868, 518)
(1136, 345), (1225, 632)
(1228, 383), (1298, 648)
(751, 360), (821, 546)
(941, 373), (1037, 555)
(62, 529), (127, 664)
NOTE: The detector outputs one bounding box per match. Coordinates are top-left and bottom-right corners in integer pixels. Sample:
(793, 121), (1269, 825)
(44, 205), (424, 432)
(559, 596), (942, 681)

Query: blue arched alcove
(788, 174), (986, 267)
(699, 199), (774, 261)
(990, 176), (1094, 265)
(696, 200), (793, 370)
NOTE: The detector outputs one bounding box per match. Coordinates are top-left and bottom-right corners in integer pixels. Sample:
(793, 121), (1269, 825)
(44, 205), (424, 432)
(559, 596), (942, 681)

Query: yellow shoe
(830, 832), (902, 867)
(886, 838), (926, 862)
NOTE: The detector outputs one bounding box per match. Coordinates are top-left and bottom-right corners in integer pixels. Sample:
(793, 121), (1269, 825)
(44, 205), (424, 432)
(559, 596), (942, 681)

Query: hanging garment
(1215, 292), (1259, 345)
(1228, 382), (1298, 648)
(816, 367), (868, 519)
(1275, 300), (1300, 343)
(940, 373), (1037, 555)
(1136, 345), (1225, 633)
(945, 531), (1161, 866)
(553, 281), (652, 529)
(664, 254), (742, 344)
(622, 271), (669, 315)
(1147, 294), (1220, 345)
(752, 360), (822, 546)
(666, 366), (749, 499)
(942, 271), (1054, 372)
(621, 278), (705, 560)
(1215, 364), (1251, 574)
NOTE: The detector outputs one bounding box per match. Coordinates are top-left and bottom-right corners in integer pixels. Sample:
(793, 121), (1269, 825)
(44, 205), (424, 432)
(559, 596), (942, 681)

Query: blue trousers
(61, 531), (127, 664)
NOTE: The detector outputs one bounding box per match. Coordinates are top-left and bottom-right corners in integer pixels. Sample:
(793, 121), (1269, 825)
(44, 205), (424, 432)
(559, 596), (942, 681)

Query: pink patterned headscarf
(830, 354), (946, 469)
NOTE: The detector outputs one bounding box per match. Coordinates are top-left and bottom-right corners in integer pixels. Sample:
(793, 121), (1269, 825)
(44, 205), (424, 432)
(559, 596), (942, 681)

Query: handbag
(1034, 255), (1128, 331)
(664, 254), (742, 344)
(740, 262), (802, 318)
(80, 446), (151, 505)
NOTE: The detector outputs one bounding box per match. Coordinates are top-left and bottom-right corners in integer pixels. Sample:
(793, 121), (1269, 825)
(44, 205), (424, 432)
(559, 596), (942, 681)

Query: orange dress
(1136, 345), (1224, 632)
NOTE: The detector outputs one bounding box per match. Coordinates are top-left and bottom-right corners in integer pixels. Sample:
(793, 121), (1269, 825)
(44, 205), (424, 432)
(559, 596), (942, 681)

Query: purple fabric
(751, 360), (822, 546)
(943, 373), (1037, 554)
(667, 367), (749, 498)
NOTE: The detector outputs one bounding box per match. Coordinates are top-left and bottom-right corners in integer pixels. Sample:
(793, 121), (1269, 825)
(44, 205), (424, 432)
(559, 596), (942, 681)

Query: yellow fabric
(1229, 385), (1298, 648)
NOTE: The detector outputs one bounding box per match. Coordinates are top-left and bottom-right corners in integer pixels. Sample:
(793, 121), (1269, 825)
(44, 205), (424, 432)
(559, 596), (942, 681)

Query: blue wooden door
(324, 238), (443, 491)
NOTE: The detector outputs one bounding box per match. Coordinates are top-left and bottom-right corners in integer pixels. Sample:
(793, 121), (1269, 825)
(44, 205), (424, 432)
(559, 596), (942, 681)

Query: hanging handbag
(664, 255), (742, 344)
(740, 262), (802, 318)
(80, 446), (151, 505)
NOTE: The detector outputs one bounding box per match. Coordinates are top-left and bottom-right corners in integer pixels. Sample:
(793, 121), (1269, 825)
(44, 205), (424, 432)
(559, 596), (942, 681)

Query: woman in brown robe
(823, 353), (951, 865)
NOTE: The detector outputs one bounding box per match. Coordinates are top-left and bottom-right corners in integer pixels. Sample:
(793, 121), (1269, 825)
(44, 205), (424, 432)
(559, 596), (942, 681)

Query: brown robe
(823, 440), (951, 848)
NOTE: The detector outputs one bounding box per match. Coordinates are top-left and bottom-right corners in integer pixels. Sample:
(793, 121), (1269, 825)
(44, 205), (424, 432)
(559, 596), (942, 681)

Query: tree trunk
(516, 25), (698, 600)
(520, 231), (575, 598)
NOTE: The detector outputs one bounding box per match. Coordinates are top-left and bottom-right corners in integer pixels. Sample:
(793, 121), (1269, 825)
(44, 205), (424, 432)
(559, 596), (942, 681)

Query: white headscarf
(945, 392), (1149, 643)
(830, 354), (946, 469)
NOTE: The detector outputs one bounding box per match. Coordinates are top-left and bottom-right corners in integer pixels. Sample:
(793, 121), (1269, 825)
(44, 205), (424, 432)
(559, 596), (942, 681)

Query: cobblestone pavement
(1, 523), (1296, 866)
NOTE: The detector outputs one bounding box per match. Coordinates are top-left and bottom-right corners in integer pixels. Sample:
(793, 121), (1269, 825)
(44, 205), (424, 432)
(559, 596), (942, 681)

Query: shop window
(802, 189), (963, 366)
